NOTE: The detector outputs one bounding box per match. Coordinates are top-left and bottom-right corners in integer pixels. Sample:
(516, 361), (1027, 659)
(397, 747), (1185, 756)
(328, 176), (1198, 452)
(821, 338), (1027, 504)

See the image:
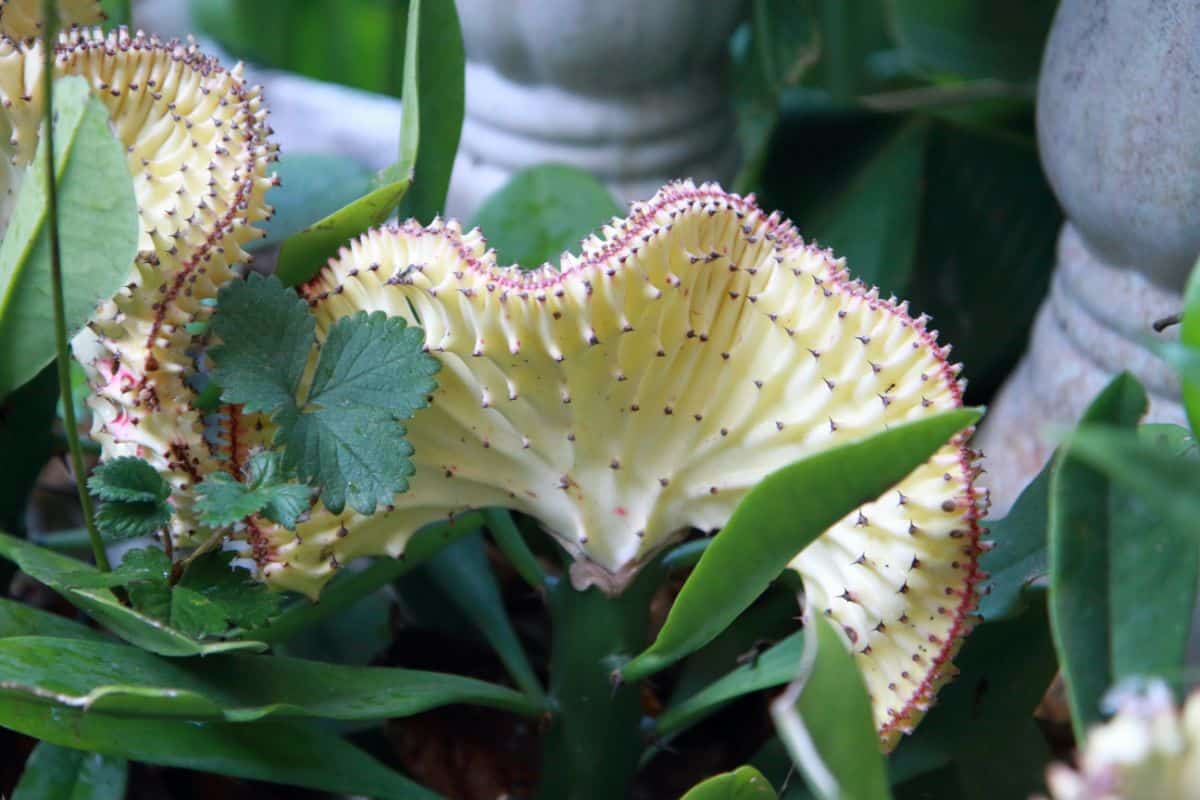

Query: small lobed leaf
(210, 272), (314, 416)
(196, 452), (311, 530)
(170, 586), (230, 639)
(177, 550), (282, 632)
(281, 310), (439, 515)
(196, 473), (273, 528)
(88, 457), (171, 503)
(94, 499), (172, 542)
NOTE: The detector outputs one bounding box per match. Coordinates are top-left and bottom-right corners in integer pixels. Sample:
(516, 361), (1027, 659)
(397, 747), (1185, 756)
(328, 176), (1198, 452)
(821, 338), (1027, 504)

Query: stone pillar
(448, 0), (744, 218)
(977, 0), (1200, 514)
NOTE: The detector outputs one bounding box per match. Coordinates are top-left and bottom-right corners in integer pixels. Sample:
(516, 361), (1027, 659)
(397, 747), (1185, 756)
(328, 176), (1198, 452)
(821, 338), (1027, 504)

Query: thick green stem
(535, 564), (663, 800)
(41, 0), (110, 573)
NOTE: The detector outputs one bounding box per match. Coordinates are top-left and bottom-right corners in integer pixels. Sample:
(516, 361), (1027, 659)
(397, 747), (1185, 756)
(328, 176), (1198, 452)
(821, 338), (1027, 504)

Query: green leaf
(176, 550), (282, 632)
(13, 741), (126, 800)
(656, 630), (805, 739)
(0, 76), (139, 398)
(976, 459), (1051, 621)
(0, 696), (442, 800)
(1066, 424), (1200, 535)
(275, 178), (412, 287)
(210, 272), (315, 415)
(212, 275), (439, 515)
(252, 153), (376, 251)
(0, 597), (107, 642)
(0, 532), (266, 657)
(1049, 373), (1163, 739)
(195, 452), (311, 529)
(887, 0), (1057, 83)
(169, 586), (229, 639)
(471, 165), (622, 268)
(680, 765), (779, 800)
(0, 635), (542, 720)
(0, 365), (58, 533)
(395, 0), (464, 223)
(93, 500), (171, 542)
(1181, 255), (1200, 436)
(86, 457), (171, 503)
(59, 545), (170, 589)
(770, 613), (890, 800)
(905, 122), (1061, 399)
(278, 310), (439, 514)
(621, 408), (981, 681)
(424, 531), (546, 704)
(804, 121), (928, 290)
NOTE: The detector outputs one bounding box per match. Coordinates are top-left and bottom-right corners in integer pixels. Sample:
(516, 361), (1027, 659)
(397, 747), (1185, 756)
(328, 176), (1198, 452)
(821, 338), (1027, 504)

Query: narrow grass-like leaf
(0, 532), (265, 657)
(0, 635), (542, 720)
(770, 613), (890, 800)
(680, 765), (779, 800)
(0, 697), (442, 800)
(0, 76), (138, 398)
(424, 531), (547, 704)
(12, 741), (126, 800)
(656, 630), (804, 738)
(621, 408), (981, 681)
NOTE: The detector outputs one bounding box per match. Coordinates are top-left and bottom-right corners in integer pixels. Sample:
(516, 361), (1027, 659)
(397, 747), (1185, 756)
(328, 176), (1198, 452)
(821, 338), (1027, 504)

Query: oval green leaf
(680, 765), (779, 800)
(621, 407), (982, 682)
(0, 76), (138, 398)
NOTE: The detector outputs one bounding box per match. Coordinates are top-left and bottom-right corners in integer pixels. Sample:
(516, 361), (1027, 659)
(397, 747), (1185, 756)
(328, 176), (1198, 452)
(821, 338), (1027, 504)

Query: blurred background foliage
(190, 0), (1063, 405)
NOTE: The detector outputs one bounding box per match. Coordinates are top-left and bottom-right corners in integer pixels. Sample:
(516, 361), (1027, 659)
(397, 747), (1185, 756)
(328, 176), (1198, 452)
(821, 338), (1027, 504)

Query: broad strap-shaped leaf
(770, 613), (891, 800)
(0, 696), (441, 800)
(622, 408), (980, 746)
(1047, 373), (1184, 740)
(0, 533), (265, 657)
(1182, 254), (1200, 435)
(0, 75), (138, 398)
(0, 635), (542, 720)
(12, 741), (126, 800)
(679, 765), (779, 800)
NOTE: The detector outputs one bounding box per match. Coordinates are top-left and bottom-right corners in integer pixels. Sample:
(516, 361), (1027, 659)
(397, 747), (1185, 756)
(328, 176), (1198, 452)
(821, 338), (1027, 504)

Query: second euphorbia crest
(0, 21), (986, 747)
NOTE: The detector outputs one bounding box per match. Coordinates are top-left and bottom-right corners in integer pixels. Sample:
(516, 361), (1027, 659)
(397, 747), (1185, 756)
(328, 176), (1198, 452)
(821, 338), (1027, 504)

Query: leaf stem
(41, 0), (110, 573)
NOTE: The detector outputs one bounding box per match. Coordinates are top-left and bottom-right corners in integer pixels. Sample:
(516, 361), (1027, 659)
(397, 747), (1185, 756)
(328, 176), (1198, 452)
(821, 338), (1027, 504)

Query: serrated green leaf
(680, 765), (779, 800)
(196, 452), (311, 530)
(170, 586), (229, 639)
(471, 165), (621, 268)
(177, 550), (281, 631)
(87, 457), (171, 503)
(0, 76), (139, 398)
(94, 500), (171, 542)
(211, 272), (314, 415)
(0, 532), (265, 657)
(282, 310), (438, 515)
(195, 472), (271, 528)
(12, 741), (127, 800)
(621, 408), (981, 681)
(770, 613), (890, 800)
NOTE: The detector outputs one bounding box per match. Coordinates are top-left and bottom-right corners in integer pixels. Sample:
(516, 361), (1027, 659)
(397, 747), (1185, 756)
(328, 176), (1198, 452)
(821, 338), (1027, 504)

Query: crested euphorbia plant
(0, 2), (999, 797)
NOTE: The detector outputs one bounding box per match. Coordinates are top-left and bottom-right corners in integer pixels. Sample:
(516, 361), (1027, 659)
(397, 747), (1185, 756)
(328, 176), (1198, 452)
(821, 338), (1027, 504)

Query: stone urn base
(976, 224), (1186, 514)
